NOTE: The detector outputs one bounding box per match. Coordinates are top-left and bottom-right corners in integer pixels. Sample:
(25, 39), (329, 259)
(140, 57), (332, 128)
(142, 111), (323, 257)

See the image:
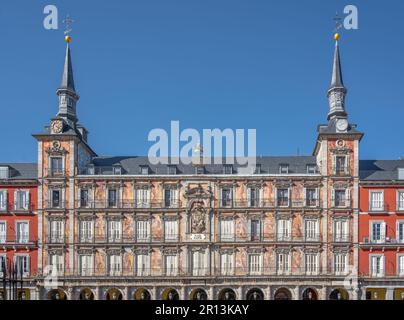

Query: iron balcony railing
(40, 266), (332, 278)
(332, 166), (350, 176)
(40, 232), (341, 244)
(396, 201), (404, 212)
(44, 168), (68, 177)
(368, 203), (389, 212)
(360, 236), (404, 245)
(330, 199), (351, 208)
(0, 202), (36, 213)
(0, 234), (38, 245)
(74, 199), (180, 209)
(43, 200), (68, 210)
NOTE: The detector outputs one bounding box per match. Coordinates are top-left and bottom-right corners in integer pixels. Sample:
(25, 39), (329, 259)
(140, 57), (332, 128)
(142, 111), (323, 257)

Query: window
(51, 190), (61, 208)
(254, 164), (261, 174)
(398, 192), (404, 211)
(371, 221), (385, 243)
(192, 251), (206, 276)
(0, 255), (6, 277)
(305, 219), (319, 241)
(220, 219), (234, 241)
(277, 189), (289, 207)
(0, 166), (9, 179)
(220, 188), (232, 207)
(277, 219), (291, 241)
(223, 165), (233, 174)
(113, 166), (122, 175)
(79, 220), (93, 243)
(140, 166), (149, 175)
(15, 190), (29, 210)
(0, 221), (6, 244)
(248, 254), (262, 275)
(16, 221), (29, 243)
(136, 253), (150, 276)
(0, 190), (7, 211)
(248, 187), (260, 207)
(220, 252), (234, 275)
(136, 220), (150, 242)
(49, 220), (64, 243)
(107, 220), (122, 243)
(87, 165), (95, 175)
(164, 255), (178, 276)
(250, 219), (261, 241)
(334, 253), (348, 275)
(80, 189), (89, 207)
(397, 221), (404, 243)
(370, 191), (384, 211)
(167, 165), (177, 175)
(306, 165), (317, 174)
(49, 253), (64, 275)
(14, 255), (29, 277)
(279, 164), (289, 174)
(305, 188), (318, 207)
(305, 253), (318, 275)
(277, 252), (291, 274)
(334, 189), (347, 207)
(108, 254), (122, 276)
(334, 219), (349, 242)
(195, 166), (204, 175)
(164, 188), (177, 208)
(370, 255), (384, 277)
(135, 188), (150, 208)
(107, 189), (118, 207)
(398, 255), (404, 276)
(164, 220), (178, 241)
(79, 255), (93, 276)
(50, 157), (63, 176)
(335, 156), (347, 175)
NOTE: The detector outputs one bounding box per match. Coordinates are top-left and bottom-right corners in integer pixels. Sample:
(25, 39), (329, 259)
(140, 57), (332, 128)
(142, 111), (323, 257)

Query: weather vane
(333, 11), (342, 42)
(63, 14), (74, 43)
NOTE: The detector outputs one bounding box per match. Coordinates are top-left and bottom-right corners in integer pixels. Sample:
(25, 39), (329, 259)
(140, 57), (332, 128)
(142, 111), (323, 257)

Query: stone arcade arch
(47, 289), (67, 300)
(302, 288), (318, 300)
(106, 288), (123, 300)
(274, 288), (292, 300)
(190, 288), (208, 300)
(134, 288), (151, 300)
(246, 288), (264, 300)
(218, 288), (236, 300)
(329, 288), (349, 300)
(162, 288), (179, 300)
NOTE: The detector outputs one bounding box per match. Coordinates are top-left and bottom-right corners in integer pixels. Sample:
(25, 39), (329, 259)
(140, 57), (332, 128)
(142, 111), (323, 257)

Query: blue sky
(0, 0), (403, 162)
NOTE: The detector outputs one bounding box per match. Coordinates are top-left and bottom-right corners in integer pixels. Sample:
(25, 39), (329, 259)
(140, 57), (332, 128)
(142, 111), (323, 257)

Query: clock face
(336, 119), (348, 132)
(51, 120), (63, 134)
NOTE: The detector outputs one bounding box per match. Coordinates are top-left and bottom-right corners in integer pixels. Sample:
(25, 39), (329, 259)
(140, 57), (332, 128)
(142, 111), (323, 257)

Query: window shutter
(380, 256), (385, 276)
(381, 222), (386, 241)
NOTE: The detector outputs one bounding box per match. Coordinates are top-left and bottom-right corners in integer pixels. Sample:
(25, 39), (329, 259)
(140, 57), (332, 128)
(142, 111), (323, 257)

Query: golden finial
(333, 12), (342, 42)
(334, 33), (340, 41)
(63, 14), (74, 43)
(65, 35), (71, 43)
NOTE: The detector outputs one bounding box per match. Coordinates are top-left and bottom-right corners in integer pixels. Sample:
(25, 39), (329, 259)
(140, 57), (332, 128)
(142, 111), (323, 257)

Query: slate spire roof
(59, 43), (76, 92)
(329, 41), (345, 91)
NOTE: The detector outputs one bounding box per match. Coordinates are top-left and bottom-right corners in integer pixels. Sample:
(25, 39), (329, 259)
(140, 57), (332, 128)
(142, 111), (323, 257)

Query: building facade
(0, 163), (38, 300)
(359, 161), (404, 300)
(31, 37), (366, 300)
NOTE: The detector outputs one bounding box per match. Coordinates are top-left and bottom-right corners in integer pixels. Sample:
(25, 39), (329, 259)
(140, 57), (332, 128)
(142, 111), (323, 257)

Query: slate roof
(82, 156), (318, 175)
(359, 160), (404, 181)
(0, 163), (37, 180)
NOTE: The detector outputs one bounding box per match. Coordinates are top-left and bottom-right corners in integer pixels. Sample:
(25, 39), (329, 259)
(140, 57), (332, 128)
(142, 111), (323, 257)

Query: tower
(313, 32), (364, 300)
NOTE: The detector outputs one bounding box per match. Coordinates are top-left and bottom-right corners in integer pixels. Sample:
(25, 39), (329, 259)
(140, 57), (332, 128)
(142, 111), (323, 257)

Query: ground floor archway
(79, 288), (95, 300)
(218, 288), (236, 300)
(366, 288), (386, 300)
(302, 288), (318, 300)
(106, 288), (123, 300)
(329, 288), (349, 300)
(394, 288), (404, 300)
(246, 288), (264, 300)
(162, 288), (179, 300)
(274, 288), (292, 300)
(190, 288), (207, 300)
(47, 289), (67, 300)
(134, 288), (151, 300)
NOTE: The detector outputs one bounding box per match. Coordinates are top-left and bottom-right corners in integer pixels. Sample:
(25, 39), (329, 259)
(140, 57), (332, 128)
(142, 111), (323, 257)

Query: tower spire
(327, 32), (347, 121)
(56, 16), (79, 126)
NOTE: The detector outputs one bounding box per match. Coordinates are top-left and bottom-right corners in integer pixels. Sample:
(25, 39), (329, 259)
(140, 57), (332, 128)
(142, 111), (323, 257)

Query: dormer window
(167, 165), (177, 175)
(195, 166), (204, 175)
(0, 166), (9, 179)
(140, 166), (149, 175)
(87, 164), (95, 175)
(306, 164), (317, 174)
(279, 164), (289, 174)
(113, 165), (122, 175)
(254, 164), (261, 174)
(399, 168), (404, 180)
(223, 165), (233, 174)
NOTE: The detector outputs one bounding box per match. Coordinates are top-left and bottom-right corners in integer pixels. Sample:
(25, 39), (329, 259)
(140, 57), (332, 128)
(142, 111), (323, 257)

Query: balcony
(75, 199), (181, 210)
(44, 200), (68, 210)
(47, 234), (67, 244)
(331, 199), (351, 209)
(332, 234), (351, 242)
(332, 166), (350, 177)
(360, 236), (404, 247)
(0, 234), (37, 246)
(44, 168), (67, 178)
(369, 203), (389, 213)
